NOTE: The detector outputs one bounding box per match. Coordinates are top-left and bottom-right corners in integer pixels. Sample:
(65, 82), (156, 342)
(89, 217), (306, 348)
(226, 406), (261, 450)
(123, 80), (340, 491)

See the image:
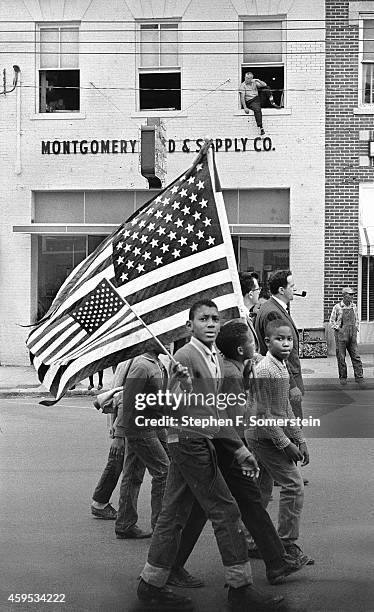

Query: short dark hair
(188, 299), (218, 321)
(239, 272), (257, 296)
(244, 71), (253, 77)
(216, 320), (252, 359)
(265, 318), (291, 338)
(268, 270), (292, 296)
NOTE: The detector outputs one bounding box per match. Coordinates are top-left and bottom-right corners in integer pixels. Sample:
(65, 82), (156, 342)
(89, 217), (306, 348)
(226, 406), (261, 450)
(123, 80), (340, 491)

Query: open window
(138, 23), (181, 111)
(241, 19), (285, 107)
(38, 25), (80, 113)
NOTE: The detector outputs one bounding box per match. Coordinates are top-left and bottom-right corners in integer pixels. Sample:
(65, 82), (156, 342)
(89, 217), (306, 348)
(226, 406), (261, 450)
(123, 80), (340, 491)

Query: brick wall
(325, 0), (374, 321)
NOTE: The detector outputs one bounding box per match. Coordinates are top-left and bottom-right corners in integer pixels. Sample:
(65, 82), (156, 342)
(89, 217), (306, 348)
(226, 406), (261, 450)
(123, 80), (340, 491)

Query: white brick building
(0, 0), (325, 364)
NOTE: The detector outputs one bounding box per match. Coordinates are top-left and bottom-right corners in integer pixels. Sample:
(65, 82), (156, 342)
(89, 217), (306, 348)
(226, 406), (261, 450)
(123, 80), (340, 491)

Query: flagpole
(106, 279), (178, 366)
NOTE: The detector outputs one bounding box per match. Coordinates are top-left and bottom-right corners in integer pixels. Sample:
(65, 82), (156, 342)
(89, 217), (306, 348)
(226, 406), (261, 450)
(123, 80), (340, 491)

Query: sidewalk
(1, 354), (373, 397)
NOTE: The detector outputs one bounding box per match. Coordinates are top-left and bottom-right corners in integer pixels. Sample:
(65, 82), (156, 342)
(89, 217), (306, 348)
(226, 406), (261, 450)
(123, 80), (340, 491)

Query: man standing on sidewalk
(329, 287), (365, 387)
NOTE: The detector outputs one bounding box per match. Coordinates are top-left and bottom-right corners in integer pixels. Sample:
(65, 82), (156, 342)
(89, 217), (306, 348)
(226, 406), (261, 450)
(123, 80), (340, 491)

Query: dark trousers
(334, 328), (364, 381)
(143, 437), (249, 586)
(92, 446), (124, 504)
(115, 430), (169, 533)
(246, 95), (263, 128)
(89, 370), (103, 386)
(173, 438), (286, 572)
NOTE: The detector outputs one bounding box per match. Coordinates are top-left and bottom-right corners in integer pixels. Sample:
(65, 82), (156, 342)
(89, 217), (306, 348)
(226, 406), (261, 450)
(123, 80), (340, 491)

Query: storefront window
(37, 235), (106, 319)
(361, 255), (374, 321)
(234, 235), (289, 295)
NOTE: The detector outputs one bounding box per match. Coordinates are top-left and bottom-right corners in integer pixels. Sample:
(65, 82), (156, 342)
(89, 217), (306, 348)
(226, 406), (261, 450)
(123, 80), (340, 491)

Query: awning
(359, 225), (374, 255)
(13, 224), (117, 235)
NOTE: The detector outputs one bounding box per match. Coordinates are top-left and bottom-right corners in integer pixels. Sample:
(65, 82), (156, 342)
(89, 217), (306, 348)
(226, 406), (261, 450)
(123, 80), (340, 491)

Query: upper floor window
(241, 19), (284, 107)
(38, 24), (80, 113)
(362, 19), (374, 104)
(138, 23), (181, 111)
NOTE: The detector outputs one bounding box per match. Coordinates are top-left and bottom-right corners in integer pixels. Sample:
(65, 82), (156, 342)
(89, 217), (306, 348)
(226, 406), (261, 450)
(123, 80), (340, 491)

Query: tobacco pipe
(294, 291), (307, 297)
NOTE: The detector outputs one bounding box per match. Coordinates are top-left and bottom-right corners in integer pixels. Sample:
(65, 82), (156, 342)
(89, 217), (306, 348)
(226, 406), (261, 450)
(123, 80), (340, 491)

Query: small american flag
(27, 141), (244, 400)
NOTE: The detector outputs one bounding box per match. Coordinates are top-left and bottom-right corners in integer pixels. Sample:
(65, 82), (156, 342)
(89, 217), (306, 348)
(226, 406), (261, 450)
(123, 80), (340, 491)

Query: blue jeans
(249, 439), (304, 545)
(115, 430), (169, 534)
(92, 446), (124, 504)
(334, 328), (364, 381)
(141, 437), (251, 588)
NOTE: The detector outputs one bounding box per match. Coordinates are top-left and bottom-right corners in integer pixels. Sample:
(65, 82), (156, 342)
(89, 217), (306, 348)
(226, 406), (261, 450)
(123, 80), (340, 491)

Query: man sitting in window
(239, 71), (281, 136)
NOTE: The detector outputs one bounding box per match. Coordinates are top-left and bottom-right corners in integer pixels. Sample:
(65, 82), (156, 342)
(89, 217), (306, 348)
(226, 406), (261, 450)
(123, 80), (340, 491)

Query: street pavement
(1, 392), (374, 612)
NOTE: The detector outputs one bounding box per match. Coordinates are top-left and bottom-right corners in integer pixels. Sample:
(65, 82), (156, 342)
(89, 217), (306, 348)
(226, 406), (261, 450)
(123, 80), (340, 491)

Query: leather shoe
(116, 525), (152, 539)
(91, 503), (117, 520)
(228, 584), (283, 611)
(137, 578), (194, 610)
(267, 555), (307, 585)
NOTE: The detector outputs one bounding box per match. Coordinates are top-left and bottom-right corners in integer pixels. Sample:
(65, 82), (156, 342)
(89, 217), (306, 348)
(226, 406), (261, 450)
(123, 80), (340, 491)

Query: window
(38, 24), (80, 113)
(361, 256), (374, 320)
(241, 19), (284, 107)
(139, 23), (181, 111)
(362, 19), (374, 104)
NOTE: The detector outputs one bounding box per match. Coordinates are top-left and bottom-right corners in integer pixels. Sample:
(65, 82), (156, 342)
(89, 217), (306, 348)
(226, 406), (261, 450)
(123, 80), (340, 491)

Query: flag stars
(182, 205), (190, 215)
(199, 198), (208, 208)
(140, 235), (148, 244)
(197, 230), (205, 239)
(142, 251), (151, 260)
(124, 244), (132, 253)
(155, 210), (163, 219)
(186, 224), (194, 234)
(116, 242), (123, 250)
(127, 260), (134, 269)
(203, 217), (212, 227)
(189, 193), (197, 203)
(196, 163), (203, 171)
(131, 232), (139, 240)
(117, 256), (124, 265)
(163, 197), (170, 206)
(147, 223), (155, 231)
(160, 243), (169, 253)
(172, 201), (180, 210)
(171, 185), (179, 194)
(180, 188), (188, 197)
(207, 236), (215, 246)
(187, 176), (195, 184)
(175, 218), (184, 228)
(168, 231), (177, 240)
(178, 236), (187, 246)
(123, 229), (131, 238)
(164, 214), (173, 223)
(154, 256), (163, 266)
(155, 195), (163, 203)
(131, 218), (138, 226)
(139, 220), (146, 228)
(193, 211), (201, 221)
(157, 227), (166, 236)
(136, 263), (145, 273)
(190, 242), (198, 252)
(151, 239), (159, 248)
(133, 247), (141, 256)
(147, 207), (154, 215)
(196, 180), (204, 190)
(172, 249), (181, 258)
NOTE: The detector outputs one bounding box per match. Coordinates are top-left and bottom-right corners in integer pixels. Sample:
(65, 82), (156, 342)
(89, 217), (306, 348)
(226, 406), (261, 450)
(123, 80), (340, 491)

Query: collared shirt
(271, 295), (288, 311)
(239, 79), (267, 101)
(329, 300), (359, 331)
(190, 336), (221, 380)
(246, 352), (305, 449)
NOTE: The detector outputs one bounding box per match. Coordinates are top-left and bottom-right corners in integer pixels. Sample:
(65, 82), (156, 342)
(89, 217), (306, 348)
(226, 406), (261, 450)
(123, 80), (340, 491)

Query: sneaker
(267, 555), (308, 585)
(284, 543), (315, 566)
(167, 567), (204, 588)
(260, 128), (266, 136)
(116, 525), (152, 539)
(137, 578), (194, 610)
(91, 503), (117, 520)
(88, 384), (94, 391)
(228, 584), (283, 612)
(97, 384), (103, 391)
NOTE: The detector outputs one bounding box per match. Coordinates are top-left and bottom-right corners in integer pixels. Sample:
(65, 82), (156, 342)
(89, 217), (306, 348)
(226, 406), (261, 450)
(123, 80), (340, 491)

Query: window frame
(239, 15), (286, 108)
(36, 22), (80, 114)
(358, 16), (374, 106)
(137, 20), (182, 112)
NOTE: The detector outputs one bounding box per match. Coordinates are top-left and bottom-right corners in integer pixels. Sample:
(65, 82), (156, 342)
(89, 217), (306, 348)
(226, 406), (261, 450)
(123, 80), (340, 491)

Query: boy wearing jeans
(246, 319), (314, 565)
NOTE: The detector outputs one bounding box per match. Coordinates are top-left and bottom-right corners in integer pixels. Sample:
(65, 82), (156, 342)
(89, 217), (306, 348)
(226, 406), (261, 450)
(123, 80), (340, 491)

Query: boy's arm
(113, 361), (148, 438)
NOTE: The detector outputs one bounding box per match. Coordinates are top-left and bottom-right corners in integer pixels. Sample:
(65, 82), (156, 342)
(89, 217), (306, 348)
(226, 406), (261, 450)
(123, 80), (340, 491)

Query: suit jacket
(255, 296), (304, 393)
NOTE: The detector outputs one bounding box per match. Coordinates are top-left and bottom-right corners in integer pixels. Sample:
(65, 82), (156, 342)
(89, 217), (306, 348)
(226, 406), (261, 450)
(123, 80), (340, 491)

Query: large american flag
(27, 141), (245, 400)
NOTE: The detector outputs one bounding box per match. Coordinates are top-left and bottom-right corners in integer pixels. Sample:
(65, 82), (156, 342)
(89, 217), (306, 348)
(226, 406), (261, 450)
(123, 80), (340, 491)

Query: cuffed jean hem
(224, 561), (253, 588)
(140, 562), (170, 588)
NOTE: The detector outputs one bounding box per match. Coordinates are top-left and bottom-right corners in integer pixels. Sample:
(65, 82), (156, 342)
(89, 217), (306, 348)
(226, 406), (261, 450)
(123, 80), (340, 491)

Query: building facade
(325, 0), (374, 347)
(0, 0), (325, 365)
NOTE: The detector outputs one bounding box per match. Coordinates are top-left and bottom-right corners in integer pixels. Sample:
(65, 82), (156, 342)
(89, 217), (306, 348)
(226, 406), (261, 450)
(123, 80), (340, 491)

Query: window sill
(131, 110), (187, 119)
(30, 112), (86, 120)
(353, 106), (374, 115)
(234, 108), (291, 117)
